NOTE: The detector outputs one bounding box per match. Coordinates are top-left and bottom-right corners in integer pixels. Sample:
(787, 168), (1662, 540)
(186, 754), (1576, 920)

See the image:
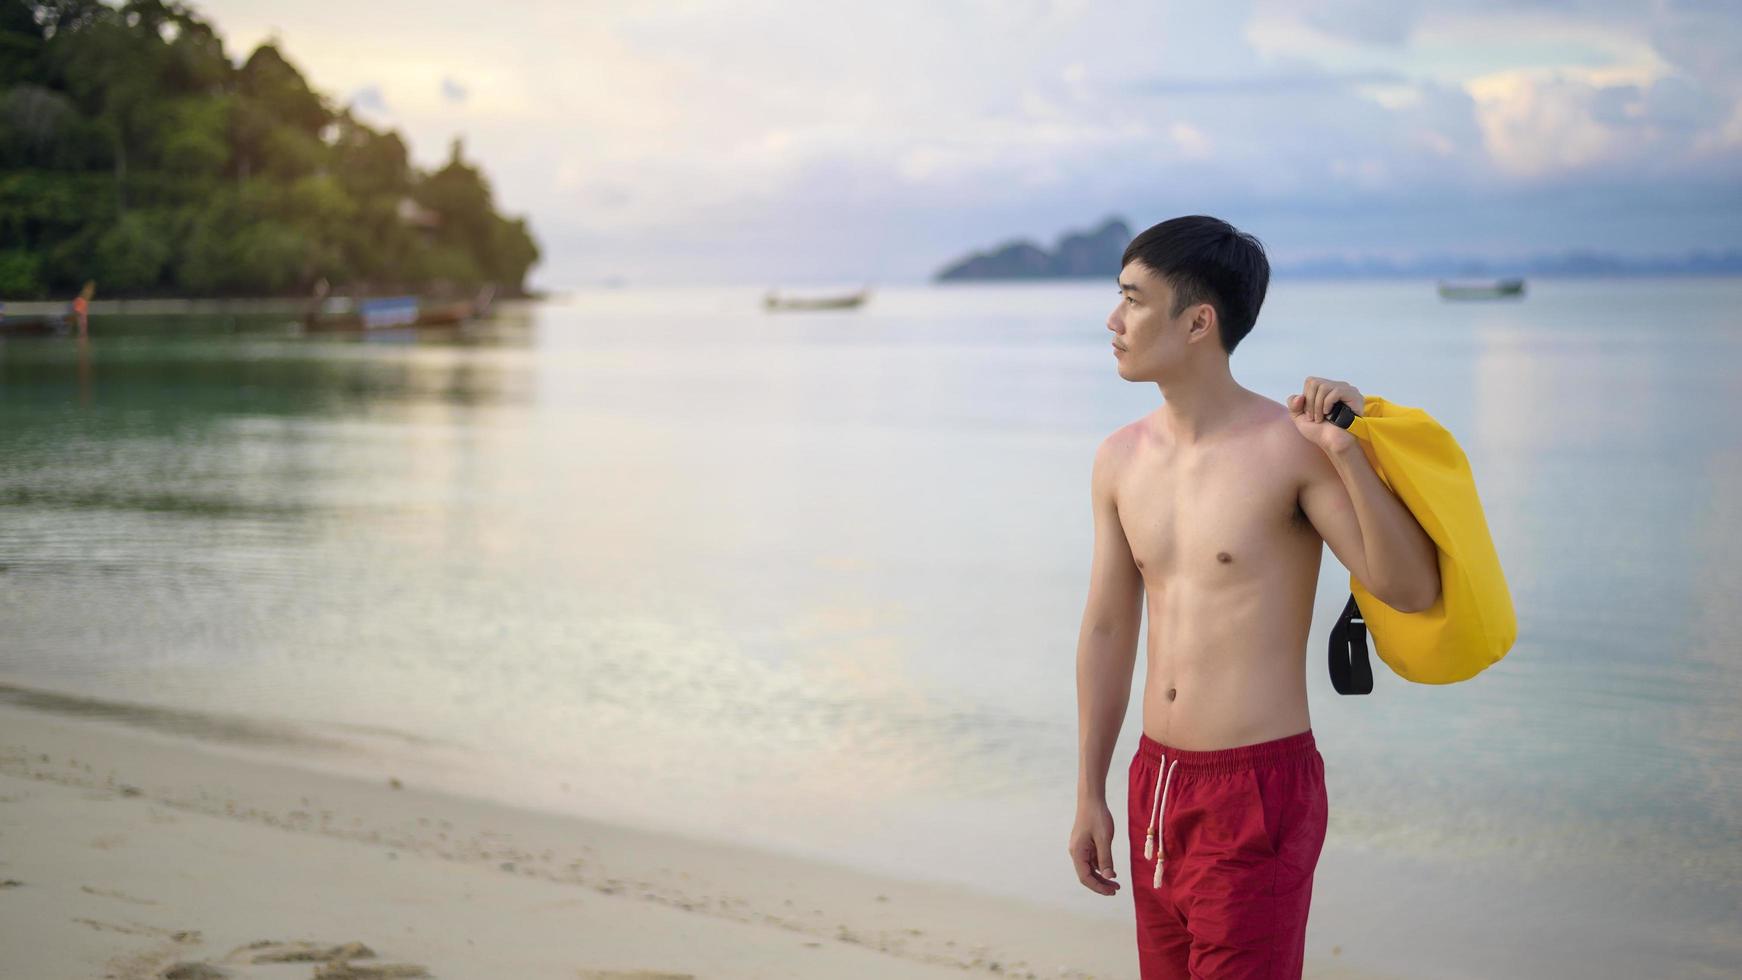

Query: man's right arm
(1075, 433), (1144, 806)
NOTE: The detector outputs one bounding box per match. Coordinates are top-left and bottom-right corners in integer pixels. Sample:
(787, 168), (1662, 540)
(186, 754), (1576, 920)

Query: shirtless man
(1067, 216), (1440, 978)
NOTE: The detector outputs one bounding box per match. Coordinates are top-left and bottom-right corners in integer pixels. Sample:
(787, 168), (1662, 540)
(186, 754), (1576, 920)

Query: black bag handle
(1324, 399), (1373, 695)
(1329, 593), (1374, 695)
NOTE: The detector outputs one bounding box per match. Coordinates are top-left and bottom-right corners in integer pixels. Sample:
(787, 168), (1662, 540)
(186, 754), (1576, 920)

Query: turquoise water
(3, 279), (1740, 976)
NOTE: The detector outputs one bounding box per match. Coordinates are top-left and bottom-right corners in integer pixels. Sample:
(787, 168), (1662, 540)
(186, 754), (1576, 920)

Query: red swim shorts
(1127, 729), (1328, 979)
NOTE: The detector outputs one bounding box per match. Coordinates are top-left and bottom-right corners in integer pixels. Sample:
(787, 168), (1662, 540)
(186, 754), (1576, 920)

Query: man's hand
(1069, 800), (1120, 895)
(1288, 376), (1362, 456)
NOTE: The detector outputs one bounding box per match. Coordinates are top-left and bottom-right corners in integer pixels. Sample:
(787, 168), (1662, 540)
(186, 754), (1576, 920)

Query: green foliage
(0, 171), (117, 248)
(331, 114), (410, 199)
(0, 248), (44, 296)
(0, 1), (49, 87)
(41, 221), (104, 289)
(235, 43), (326, 135)
(150, 94), (228, 173)
(0, 0), (540, 297)
(93, 209), (171, 290)
(0, 85), (113, 169)
(229, 221), (313, 294)
(174, 205), (229, 294)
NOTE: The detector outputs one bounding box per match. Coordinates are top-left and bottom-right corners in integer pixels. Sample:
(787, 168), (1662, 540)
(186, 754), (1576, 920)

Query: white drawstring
(1143, 756), (1179, 888)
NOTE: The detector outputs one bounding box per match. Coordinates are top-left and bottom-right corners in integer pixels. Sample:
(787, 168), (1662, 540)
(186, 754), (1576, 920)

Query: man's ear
(1191, 304), (1216, 341)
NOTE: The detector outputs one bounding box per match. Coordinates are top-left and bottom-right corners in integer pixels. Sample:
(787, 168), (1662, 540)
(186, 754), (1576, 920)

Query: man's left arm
(1291, 380), (1442, 613)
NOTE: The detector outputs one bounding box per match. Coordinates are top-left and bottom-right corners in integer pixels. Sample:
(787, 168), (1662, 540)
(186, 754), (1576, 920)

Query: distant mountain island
(934, 216), (1742, 281)
(934, 218), (1130, 281)
(1277, 249), (1742, 279)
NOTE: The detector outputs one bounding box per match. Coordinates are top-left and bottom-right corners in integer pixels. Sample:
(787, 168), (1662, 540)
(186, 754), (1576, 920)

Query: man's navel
(1216, 551), (1233, 564)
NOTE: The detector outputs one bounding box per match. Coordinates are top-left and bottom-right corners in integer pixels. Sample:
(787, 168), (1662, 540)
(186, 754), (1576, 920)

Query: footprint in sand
(80, 884), (159, 905)
(74, 916), (167, 937)
(214, 939), (431, 978)
(576, 973), (695, 979)
(231, 940), (378, 964)
(313, 962), (431, 978)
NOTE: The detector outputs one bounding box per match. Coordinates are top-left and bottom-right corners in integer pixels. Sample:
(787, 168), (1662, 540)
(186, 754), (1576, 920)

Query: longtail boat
(303, 285), (497, 331)
(1436, 278), (1525, 300)
(763, 287), (869, 311)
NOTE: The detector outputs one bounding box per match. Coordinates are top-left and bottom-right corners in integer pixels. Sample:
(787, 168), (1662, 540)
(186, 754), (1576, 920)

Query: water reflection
(1680, 445), (1742, 848)
(0, 308), (539, 526)
(3, 283), (1741, 922)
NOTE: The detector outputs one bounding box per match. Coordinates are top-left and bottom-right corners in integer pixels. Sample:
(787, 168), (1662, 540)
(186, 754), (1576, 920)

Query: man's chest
(1115, 440), (1312, 582)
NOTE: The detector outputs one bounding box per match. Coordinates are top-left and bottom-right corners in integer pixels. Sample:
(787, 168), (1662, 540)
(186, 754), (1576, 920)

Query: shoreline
(0, 295), (543, 317)
(5, 680), (1734, 978)
(0, 702), (1396, 980)
(8, 274), (1742, 320)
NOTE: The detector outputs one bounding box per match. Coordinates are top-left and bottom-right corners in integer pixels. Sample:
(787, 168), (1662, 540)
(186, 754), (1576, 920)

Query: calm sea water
(3, 279), (1740, 976)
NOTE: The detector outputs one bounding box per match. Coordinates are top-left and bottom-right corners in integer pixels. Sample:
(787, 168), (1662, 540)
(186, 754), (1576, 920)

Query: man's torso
(1110, 396), (1326, 750)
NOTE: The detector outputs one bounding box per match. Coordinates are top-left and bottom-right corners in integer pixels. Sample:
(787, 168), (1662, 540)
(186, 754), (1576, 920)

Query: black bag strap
(1329, 592), (1374, 695)
(1324, 399), (1374, 695)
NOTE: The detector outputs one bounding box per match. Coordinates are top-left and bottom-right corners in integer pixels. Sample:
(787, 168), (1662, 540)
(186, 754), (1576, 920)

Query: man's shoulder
(1213, 399), (1317, 493)
(1246, 400), (1330, 496)
(1090, 416), (1151, 493)
(1243, 396), (1309, 447)
(1096, 414), (1154, 464)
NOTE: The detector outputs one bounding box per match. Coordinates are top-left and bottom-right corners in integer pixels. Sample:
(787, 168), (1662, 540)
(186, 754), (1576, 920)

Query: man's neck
(1153, 366), (1252, 447)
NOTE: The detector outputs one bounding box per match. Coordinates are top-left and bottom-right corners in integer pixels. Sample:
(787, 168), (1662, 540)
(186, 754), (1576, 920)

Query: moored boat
(763, 287), (869, 311)
(302, 285), (497, 331)
(1437, 277), (1526, 300)
(0, 312), (74, 337)
(413, 284), (495, 326)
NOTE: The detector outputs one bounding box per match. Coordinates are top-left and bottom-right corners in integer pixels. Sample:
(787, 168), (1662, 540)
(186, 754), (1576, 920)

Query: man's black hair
(1121, 216), (1270, 356)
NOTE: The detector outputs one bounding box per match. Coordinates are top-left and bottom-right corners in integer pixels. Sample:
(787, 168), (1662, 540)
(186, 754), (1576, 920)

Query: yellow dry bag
(1324, 395), (1516, 694)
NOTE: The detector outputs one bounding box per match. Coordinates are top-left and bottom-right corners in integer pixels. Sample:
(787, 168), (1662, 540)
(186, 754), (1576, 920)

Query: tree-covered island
(0, 0), (539, 299)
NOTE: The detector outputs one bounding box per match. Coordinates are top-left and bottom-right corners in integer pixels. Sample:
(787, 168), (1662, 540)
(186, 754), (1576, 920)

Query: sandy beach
(7, 677), (1739, 980)
(0, 701), (1394, 980)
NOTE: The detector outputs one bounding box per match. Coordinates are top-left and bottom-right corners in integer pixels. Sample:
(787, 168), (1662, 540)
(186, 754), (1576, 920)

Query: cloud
(1131, 68), (1410, 95)
(1467, 67), (1739, 179)
(1168, 122), (1213, 159)
(191, 0), (1742, 285)
(346, 84), (388, 116)
(1303, 0), (1421, 46)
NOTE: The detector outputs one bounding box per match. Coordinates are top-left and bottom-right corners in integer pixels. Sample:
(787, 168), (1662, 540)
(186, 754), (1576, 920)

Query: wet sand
(0, 703), (1393, 979)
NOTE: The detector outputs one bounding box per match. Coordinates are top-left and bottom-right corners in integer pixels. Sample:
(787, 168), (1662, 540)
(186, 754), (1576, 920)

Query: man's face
(1108, 260), (1201, 379)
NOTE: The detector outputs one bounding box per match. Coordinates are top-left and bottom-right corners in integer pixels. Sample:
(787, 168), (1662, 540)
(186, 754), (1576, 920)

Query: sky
(194, 0), (1742, 287)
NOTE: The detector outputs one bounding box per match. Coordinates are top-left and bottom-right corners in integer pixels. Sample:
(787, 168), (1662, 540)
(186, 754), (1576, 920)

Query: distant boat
(763, 287), (869, 312)
(0, 311), (74, 337)
(303, 285), (496, 331)
(0, 293), (88, 337)
(1437, 278), (1525, 300)
(411, 284), (496, 327)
